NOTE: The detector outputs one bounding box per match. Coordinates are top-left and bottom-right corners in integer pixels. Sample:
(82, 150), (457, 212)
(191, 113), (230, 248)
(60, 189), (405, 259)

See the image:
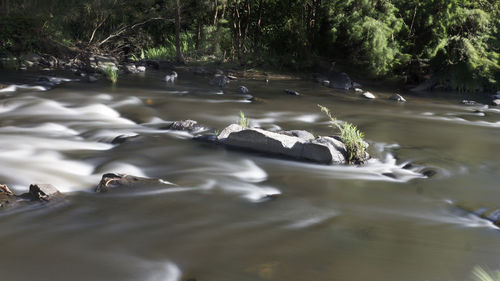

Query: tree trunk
(174, 0), (185, 64)
(254, 0), (263, 48)
(196, 19), (202, 51)
(213, 0), (218, 25)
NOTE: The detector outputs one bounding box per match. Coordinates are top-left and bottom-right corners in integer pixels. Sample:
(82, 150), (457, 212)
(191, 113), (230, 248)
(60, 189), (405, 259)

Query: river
(1, 69), (499, 281)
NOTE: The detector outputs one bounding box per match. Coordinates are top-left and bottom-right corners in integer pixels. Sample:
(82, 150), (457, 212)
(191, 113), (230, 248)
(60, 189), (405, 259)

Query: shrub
(318, 104), (367, 164)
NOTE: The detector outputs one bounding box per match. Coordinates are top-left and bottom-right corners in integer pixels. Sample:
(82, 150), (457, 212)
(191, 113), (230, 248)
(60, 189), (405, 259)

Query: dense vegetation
(1, 0), (498, 91)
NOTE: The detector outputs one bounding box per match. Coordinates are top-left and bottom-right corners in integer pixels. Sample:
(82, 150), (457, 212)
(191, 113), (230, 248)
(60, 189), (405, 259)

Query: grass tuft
(318, 104), (367, 164)
(473, 267), (500, 281)
(103, 66), (118, 84)
(238, 111), (250, 128)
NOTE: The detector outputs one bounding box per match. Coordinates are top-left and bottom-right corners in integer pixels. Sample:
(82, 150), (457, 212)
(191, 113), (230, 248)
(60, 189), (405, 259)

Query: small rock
(353, 88), (363, 93)
(321, 80), (330, 87)
(163, 120), (207, 133)
(0, 184), (14, 196)
(125, 64), (138, 74)
(389, 94), (406, 102)
(165, 71), (178, 82)
(95, 173), (172, 193)
(227, 75), (238, 80)
(209, 74), (229, 87)
(284, 89), (300, 96)
(88, 75), (98, 82)
(362, 92), (376, 99)
(491, 99), (500, 106)
(29, 184), (61, 201)
(422, 168), (437, 178)
(136, 66), (146, 72)
(461, 100), (477, 105)
(237, 86), (249, 94)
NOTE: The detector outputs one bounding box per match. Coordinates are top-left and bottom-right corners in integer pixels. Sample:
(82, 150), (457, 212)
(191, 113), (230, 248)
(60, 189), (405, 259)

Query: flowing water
(0, 69), (499, 281)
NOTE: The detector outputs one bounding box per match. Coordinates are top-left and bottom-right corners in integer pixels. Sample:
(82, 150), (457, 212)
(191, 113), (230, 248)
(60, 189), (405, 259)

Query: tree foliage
(0, 0), (498, 91)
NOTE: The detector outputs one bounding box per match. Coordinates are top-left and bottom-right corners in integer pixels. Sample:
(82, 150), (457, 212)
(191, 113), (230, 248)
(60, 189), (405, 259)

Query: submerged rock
(284, 89), (300, 96)
(209, 74), (230, 87)
(492, 99), (500, 106)
(454, 202), (500, 227)
(237, 86), (249, 94)
(461, 100), (478, 105)
(389, 94), (406, 102)
(95, 173), (172, 192)
(1, 183), (63, 210)
(215, 124), (368, 165)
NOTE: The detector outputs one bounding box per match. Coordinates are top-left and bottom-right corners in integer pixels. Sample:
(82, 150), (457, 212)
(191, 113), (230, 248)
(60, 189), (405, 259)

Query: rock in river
(454, 202), (500, 227)
(1, 183), (63, 210)
(362, 92), (376, 99)
(329, 72), (352, 90)
(284, 89), (300, 96)
(95, 173), (173, 192)
(237, 86), (250, 94)
(389, 94), (406, 102)
(209, 74), (230, 88)
(215, 124), (369, 164)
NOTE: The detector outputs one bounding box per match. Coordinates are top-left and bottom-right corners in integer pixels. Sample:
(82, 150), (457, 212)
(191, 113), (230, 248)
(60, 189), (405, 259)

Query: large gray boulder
(216, 125), (352, 164)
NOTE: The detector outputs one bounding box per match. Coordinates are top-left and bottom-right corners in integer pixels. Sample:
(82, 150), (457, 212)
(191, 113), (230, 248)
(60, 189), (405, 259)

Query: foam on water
(285, 212), (339, 229)
(175, 158), (279, 202)
(0, 84), (50, 93)
(266, 150), (425, 182)
(0, 149), (96, 192)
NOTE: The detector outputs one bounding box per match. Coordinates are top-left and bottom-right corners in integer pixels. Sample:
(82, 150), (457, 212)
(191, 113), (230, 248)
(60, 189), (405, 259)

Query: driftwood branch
(89, 16), (108, 44)
(97, 17), (172, 47)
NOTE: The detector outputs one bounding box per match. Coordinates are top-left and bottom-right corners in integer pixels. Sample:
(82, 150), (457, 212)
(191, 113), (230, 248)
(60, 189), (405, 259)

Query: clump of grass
(238, 111), (251, 128)
(144, 45), (176, 60)
(318, 104), (367, 163)
(103, 66), (118, 84)
(473, 266), (500, 281)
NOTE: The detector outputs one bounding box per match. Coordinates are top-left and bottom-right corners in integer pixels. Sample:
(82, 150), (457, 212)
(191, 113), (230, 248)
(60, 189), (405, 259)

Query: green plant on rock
(318, 104), (367, 164)
(472, 266), (500, 281)
(103, 66), (118, 84)
(238, 111), (250, 128)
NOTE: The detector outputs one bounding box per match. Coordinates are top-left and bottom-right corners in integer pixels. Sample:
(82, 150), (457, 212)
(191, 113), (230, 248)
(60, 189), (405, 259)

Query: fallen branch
(97, 17), (173, 47)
